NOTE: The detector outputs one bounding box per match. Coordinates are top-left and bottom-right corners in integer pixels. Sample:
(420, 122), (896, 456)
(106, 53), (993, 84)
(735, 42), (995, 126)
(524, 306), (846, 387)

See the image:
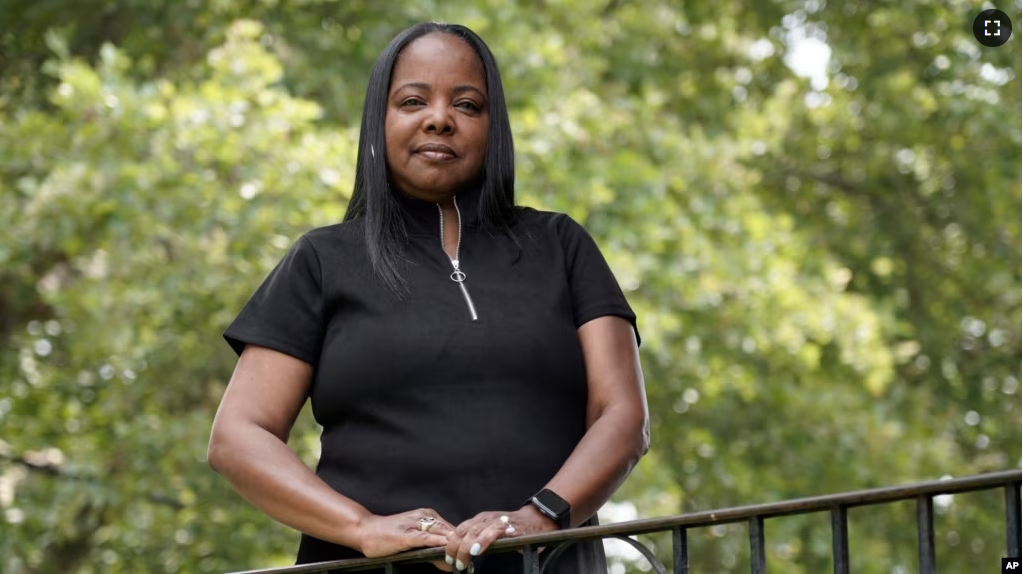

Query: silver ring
(419, 517), (437, 532)
(499, 515), (514, 535)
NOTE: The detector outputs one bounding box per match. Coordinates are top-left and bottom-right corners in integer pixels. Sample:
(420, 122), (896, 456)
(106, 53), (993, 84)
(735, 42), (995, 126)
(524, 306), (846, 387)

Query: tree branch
(0, 450), (185, 510)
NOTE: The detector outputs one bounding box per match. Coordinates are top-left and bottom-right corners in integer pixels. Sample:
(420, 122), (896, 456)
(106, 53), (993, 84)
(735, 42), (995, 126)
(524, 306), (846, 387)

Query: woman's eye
(456, 101), (480, 112)
(400, 98), (425, 107)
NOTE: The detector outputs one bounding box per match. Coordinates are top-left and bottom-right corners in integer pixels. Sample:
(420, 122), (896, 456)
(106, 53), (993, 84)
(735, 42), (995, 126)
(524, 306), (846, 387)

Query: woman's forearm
(539, 405), (649, 526)
(208, 422), (372, 549)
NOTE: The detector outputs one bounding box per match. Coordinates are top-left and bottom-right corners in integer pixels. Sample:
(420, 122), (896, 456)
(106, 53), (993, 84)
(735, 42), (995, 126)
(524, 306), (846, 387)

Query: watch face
(535, 489), (570, 517)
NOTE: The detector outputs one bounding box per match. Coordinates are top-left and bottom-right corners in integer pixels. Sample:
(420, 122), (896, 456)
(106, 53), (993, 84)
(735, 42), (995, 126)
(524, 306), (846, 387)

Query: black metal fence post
(831, 505), (849, 574)
(1007, 481), (1022, 557)
(916, 494), (935, 574)
(749, 516), (766, 574)
(672, 526), (689, 574)
(522, 545), (540, 574)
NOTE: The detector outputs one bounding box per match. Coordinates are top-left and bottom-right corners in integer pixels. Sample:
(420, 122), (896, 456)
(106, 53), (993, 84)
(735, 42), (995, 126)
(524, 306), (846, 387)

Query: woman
(208, 22), (649, 574)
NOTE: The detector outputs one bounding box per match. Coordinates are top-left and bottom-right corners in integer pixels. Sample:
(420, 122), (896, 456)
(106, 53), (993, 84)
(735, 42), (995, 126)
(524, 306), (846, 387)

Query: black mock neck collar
(394, 185), (483, 237)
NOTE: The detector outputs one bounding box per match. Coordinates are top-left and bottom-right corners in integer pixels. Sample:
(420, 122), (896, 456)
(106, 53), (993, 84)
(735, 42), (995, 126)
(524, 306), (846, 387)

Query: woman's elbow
(638, 419), (651, 458)
(619, 409), (650, 465)
(633, 417), (651, 462)
(207, 439), (224, 474)
(206, 422), (233, 474)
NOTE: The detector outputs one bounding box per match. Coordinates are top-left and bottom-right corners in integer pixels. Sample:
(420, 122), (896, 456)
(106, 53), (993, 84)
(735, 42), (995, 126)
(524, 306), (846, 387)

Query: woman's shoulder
(297, 219), (364, 250)
(274, 220), (367, 274)
(513, 207), (588, 238)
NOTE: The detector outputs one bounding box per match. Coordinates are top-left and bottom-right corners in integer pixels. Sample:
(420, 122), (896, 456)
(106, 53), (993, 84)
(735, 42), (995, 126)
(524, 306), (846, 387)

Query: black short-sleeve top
(224, 187), (639, 571)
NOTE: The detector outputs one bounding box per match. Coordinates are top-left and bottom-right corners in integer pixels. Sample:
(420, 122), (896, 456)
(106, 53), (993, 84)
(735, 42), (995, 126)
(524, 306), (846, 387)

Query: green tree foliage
(1, 1), (1018, 572)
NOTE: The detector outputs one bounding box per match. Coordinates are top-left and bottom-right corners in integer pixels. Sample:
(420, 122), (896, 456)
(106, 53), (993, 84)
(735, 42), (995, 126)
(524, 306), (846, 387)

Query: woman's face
(385, 33), (489, 202)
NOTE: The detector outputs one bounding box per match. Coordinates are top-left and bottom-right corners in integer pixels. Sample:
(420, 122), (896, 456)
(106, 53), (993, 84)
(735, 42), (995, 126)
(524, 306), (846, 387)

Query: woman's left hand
(442, 507), (558, 572)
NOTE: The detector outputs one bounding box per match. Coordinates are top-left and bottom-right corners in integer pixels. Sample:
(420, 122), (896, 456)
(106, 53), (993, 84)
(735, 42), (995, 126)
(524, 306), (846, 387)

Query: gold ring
(419, 517), (437, 532)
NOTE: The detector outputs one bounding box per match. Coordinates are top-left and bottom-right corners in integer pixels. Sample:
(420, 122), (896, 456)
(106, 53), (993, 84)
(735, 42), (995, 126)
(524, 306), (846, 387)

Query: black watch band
(526, 488), (571, 529)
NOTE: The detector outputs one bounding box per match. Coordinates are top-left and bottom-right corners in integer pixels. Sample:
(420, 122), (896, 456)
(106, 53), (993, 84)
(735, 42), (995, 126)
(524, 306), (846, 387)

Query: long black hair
(343, 23), (518, 298)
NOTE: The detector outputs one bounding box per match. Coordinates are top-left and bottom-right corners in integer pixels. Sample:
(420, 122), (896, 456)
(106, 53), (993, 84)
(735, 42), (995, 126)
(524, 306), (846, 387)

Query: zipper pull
(450, 260), (466, 282)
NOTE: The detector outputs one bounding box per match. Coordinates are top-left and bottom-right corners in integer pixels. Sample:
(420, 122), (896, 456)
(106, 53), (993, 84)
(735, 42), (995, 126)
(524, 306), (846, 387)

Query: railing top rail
(229, 468), (1021, 574)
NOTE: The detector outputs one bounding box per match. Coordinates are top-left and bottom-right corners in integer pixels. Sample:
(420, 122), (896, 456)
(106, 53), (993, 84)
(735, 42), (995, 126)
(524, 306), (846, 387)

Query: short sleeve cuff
(575, 304), (641, 346)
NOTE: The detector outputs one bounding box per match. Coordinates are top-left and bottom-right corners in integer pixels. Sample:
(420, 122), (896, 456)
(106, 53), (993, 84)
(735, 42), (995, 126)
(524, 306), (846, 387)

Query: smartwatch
(527, 488), (572, 529)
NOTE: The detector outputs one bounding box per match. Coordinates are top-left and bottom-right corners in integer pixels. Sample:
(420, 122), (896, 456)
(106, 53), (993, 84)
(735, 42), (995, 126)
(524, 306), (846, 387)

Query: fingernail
(455, 559), (466, 571)
(469, 563), (475, 574)
(445, 554), (454, 565)
(470, 543), (481, 556)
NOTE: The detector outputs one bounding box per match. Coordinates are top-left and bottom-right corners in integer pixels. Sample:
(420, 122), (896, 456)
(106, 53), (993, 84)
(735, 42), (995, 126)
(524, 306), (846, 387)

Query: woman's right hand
(356, 508), (455, 566)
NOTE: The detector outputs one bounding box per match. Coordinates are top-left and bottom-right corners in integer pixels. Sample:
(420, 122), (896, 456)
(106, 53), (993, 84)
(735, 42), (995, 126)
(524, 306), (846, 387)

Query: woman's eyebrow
(452, 85), (487, 99)
(390, 82), (486, 99)
(392, 81), (431, 94)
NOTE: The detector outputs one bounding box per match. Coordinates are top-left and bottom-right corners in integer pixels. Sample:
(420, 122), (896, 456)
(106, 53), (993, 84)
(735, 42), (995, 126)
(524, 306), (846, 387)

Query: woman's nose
(423, 103), (454, 134)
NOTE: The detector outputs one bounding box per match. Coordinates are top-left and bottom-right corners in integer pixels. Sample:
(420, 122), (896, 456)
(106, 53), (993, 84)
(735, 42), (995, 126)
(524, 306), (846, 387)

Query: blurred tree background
(0, 0), (1019, 572)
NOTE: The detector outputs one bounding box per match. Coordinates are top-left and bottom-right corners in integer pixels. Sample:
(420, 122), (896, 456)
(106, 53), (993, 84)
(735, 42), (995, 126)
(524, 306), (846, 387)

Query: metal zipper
(437, 198), (479, 321)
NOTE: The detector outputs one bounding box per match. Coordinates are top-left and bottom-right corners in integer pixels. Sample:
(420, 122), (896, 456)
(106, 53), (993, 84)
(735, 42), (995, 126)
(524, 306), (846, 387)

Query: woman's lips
(415, 143), (457, 160)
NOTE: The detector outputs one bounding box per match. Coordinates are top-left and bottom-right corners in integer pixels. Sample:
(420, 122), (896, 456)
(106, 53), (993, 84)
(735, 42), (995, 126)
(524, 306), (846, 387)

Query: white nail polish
(456, 559), (466, 571)
(470, 542), (481, 556)
(445, 554), (454, 565)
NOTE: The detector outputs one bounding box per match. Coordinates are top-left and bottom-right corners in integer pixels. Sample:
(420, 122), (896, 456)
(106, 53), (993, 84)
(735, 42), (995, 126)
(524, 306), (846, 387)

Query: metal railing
(230, 469), (1021, 574)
